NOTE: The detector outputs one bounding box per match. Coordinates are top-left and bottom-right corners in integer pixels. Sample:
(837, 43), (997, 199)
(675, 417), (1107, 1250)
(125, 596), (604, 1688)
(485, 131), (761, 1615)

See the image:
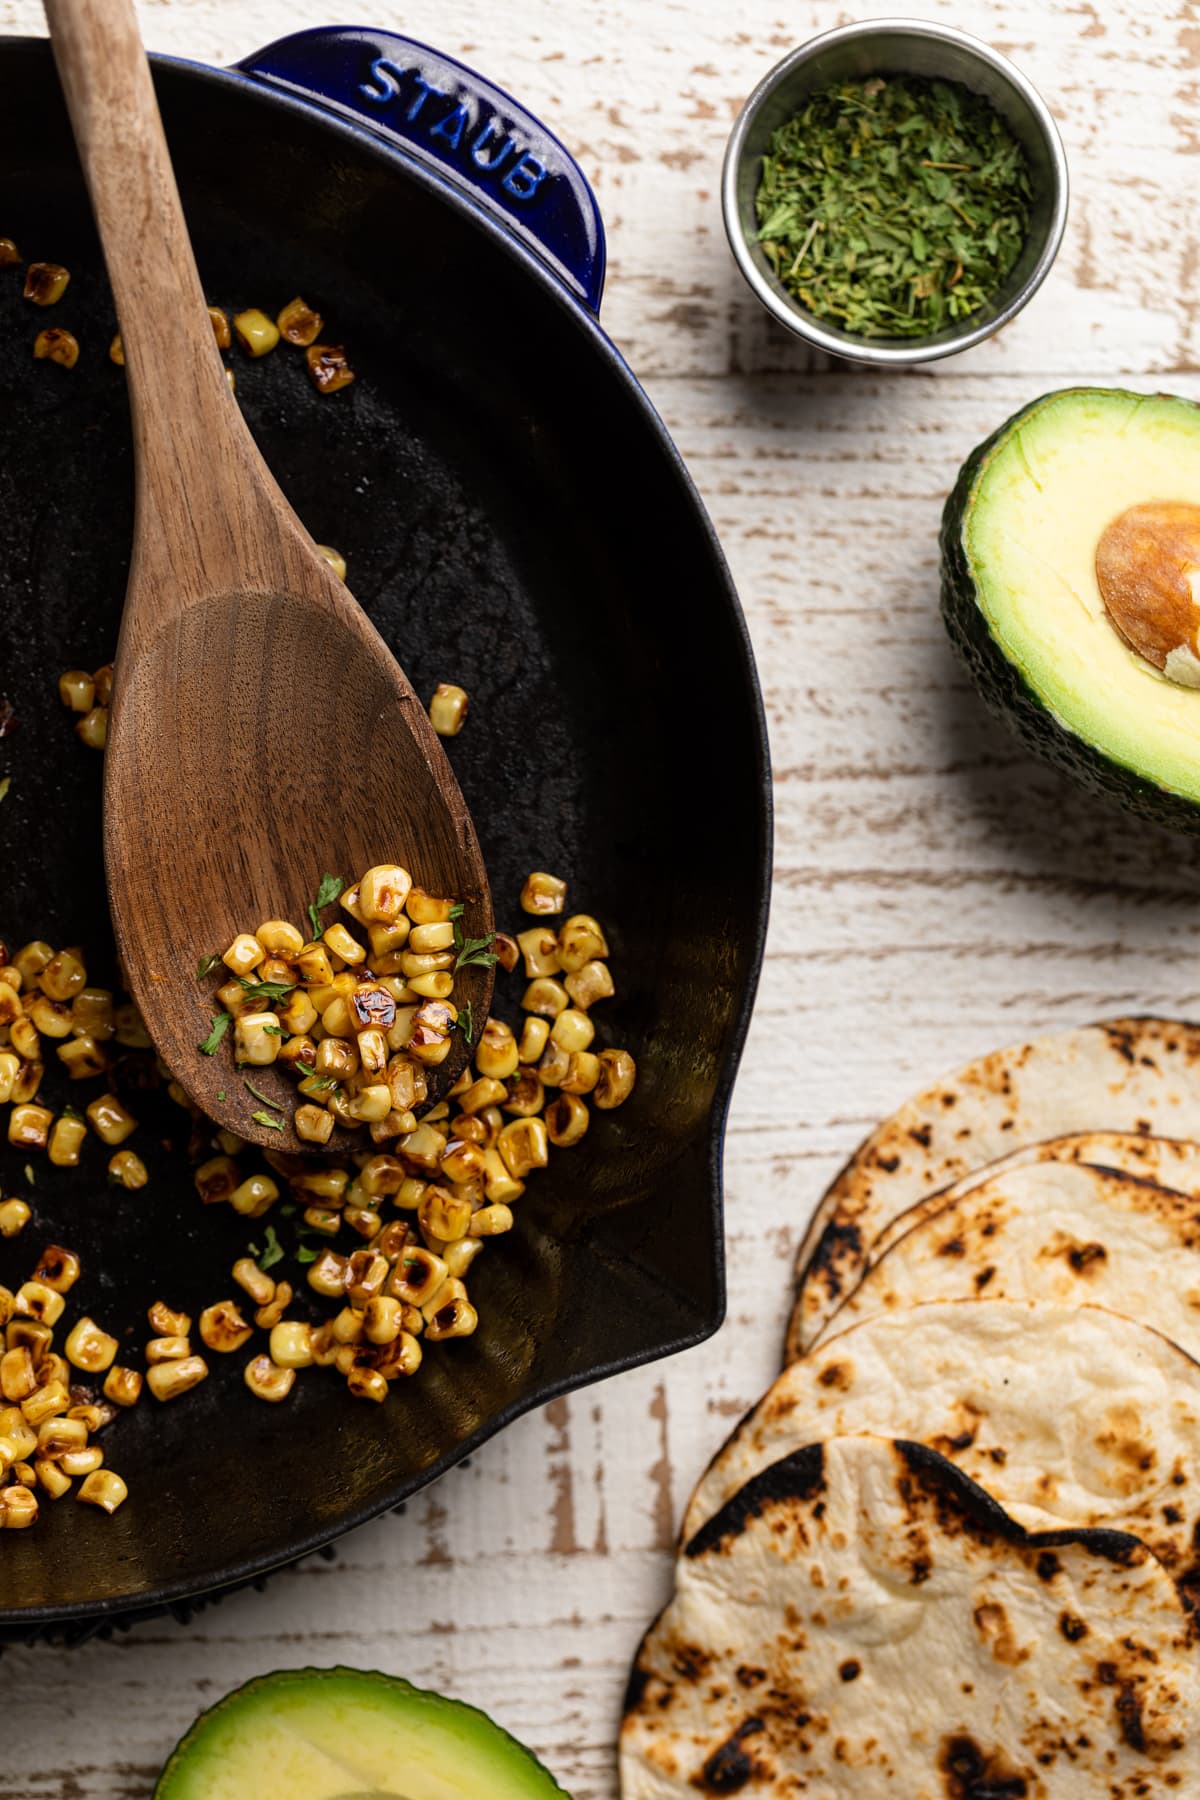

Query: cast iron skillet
(0, 26), (770, 1637)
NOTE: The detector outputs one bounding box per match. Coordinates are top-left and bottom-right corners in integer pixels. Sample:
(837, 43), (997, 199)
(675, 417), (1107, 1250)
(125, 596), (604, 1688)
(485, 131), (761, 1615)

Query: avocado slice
(941, 387), (1200, 831)
(154, 1667), (571, 1800)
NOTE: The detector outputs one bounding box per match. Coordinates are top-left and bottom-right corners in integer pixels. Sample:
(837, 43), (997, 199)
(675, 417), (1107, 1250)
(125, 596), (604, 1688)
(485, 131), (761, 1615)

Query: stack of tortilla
(621, 1017), (1200, 1796)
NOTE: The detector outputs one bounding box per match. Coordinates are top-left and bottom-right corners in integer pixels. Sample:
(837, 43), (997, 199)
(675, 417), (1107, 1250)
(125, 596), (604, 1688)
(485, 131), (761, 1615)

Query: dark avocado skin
(939, 386), (1200, 837)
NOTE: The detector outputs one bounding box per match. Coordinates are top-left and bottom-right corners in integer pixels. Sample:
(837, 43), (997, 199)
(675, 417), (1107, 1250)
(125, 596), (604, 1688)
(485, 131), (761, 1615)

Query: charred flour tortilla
(788, 1016), (1200, 1361)
(622, 1436), (1199, 1799)
(682, 1299), (1200, 1570)
(823, 1160), (1200, 1358)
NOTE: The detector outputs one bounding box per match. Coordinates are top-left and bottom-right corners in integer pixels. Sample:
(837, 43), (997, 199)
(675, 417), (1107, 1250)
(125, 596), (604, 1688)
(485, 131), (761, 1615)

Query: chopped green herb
(243, 1078), (282, 1110)
(755, 75), (1032, 339)
(0, 777), (10, 804)
(196, 952), (222, 980)
(296, 1244), (319, 1264)
(24, 1163), (34, 1185)
(455, 936), (499, 972)
(251, 1110), (285, 1132)
(61, 1105), (83, 1121)
(199, 1013), (232, 1055)
(254, 1225), (284, 1270)
(456, 999), (474, 1043)
(263, 1023), (282, 1036)
(236, 975), (294, 1004)
(449, 902), (465, 919)
(295, 1062), (316, 1078)
(280, 1202), (296, 1217)
(216, 1090), (226, 1102)
(308, 872), (345, 938)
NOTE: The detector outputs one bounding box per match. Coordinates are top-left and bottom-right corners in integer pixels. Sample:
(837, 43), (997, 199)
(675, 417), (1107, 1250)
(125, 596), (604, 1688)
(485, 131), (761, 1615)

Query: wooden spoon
(44, 0), (493, 1153)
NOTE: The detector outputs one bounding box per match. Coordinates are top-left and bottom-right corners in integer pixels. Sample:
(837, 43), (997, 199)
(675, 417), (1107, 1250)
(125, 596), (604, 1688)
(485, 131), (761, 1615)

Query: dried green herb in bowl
(755, 75), (1032, 339)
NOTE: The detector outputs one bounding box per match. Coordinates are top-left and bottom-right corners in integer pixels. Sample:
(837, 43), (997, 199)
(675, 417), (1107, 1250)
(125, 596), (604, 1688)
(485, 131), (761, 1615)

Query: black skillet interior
(0, 40), (769, 1629)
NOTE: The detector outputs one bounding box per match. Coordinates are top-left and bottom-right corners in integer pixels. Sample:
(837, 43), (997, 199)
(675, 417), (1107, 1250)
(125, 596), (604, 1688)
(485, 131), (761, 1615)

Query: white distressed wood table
(3, 0), (1200, 1792)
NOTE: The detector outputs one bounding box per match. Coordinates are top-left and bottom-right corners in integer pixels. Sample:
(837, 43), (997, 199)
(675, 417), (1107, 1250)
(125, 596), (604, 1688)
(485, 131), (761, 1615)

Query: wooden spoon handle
(43, 0), (285, 595)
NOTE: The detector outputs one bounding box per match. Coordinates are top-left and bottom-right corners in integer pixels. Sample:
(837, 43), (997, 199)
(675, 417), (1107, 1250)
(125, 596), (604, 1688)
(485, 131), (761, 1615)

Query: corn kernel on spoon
(43, 0), (493, 1152)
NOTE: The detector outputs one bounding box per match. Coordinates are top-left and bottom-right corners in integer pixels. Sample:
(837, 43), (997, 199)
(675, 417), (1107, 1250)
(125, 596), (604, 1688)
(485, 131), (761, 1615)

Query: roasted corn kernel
(77, 1468), (127, 1512)
(429, 683), (469, 737)
(545, 1092), (589, 1147)
(0, 1200), (30, 1239)
(58, 670), (95, 712)
(277, 295), (324, 345)
(520, 871), (568, 916)
(594, 1047), (637, 1109)
(47, 1114), (86, 1167)
(16, 1282), (64, 1327)
(230, 1174), (279, 1218)
(306, 341), (355, 393)
(108, 1149), (148, 1189)
(244, 1355), (294, 1402)
(33, 326), (79, 367)
(75, 705), (109, 750)
(1, 1483), (38, 1528)
(146, 1356), (208, 1402)
(24, 261), (69, 305)
(233, 307), (280, 356)
(497, 1117), (550, 1179)
(9, 1105), (53, 1150)
(85, 1093), (137, 1145)
(102, 1366), (142, 1408)
(516, 928), (561, 978)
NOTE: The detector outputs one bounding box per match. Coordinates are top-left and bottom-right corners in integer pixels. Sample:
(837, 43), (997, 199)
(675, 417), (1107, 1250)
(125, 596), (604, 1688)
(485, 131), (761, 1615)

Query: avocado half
(154, 1667), (571, 1800)
(941, 387), (1200, 832)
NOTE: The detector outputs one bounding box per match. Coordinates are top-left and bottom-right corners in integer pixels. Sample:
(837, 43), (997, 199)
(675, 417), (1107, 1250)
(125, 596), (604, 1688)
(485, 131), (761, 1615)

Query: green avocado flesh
(154, 1667), (570, 1800)
(942, 387), (1200, 826)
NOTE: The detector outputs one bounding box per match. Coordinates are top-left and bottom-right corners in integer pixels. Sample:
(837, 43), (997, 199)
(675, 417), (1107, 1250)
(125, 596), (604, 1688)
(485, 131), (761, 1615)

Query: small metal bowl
(722, 18), (1069, 366)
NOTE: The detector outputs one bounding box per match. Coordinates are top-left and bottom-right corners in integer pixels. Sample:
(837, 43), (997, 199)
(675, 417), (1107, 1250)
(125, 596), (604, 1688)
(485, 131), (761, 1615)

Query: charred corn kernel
(195, 1155), (240, 1206)
(24, 261), (69, 305)
(557, 913), (610, 969)
(516, 928), (561, 977)
(345, 1251), (389, 1307)
(362, 1296), (403, 1345)
(0, 1288), (10, 1329)
(233, 307), (279, 355)
(91, 662), (113, 705)
(78, 1468), (127, 1512)
(230, 1174), (279, 1219)
(408, 971), (454, 1000)
(314, 1036), (357, 1082)
(0, 984), (18, 1027)
(425, 1295), (478, 1342)
(469, 1202), (514, 1237)
(22, 1379), (71, 1426)
(59, 1444), (104, 1478)
(295, 1103), (335, 1146)
(387, 1247), (446, 1307)
(0, 237), (20, 264)
(233, 1011), (282, 1066)
(146, 1356), (208, 1402)
(315, 544), (346, 583)
(34, 325), (79, 367)
(0, 1054), (17, 1105)
(405, 925), (453, 960)
(232, 1257), (275, 1306)
(0, 1427), (36, 1469)
(457, 1077), (508, 1118)
(336, 883), (366, 925)
(442, 1237), (484, 1279)
(278, 1035), (317, 1075)
(67, 1399), (115, 1433)
(11, 1016), (40, 1061)
(145, 1335), (191, 1365)
(198, 1300), (252, 1354)
(346, 1365), (387, 1403)
(308, 1323), (338, 1368)
(10, 1105), (52, 1150)
(565, 960), (614, 1009)
(550, 1008), (595, 1055)
(108, 1148), (148, 1190)
(349, 867), (409, 926)
(254, 1280), (293, 1331)
(331, 1307), (364, 1346)
(0, 1348), (35, 1402)
(35, 1457), (72, 1499)
(14, 942), (53, 984)
(36, 1355), (70, 1393)
(546, 1092), (590, 1147)
(36, 1416), (76, 1457)
(517, 1017), (551, 1066)
(207, 304), (231, 348)
(344, 1204), (382, 1240)
(71, 987), (116, 1039)
(368, 921), (411, 964)
(398, 1123), (447, 1173)
(113, 1002), (151, 1048)
(16, 1282), (64, 1327)
(523, 978), (568, 1019)
(358, 1154), (406, 1199)
(222, 934), (265, 978)
(109, 331), (125, 365)
(595, 1047), (637, 1109)
(59, 669), (95, 712)
(418, 1185), (472, 1243)
(291, 1167), (351, 1204)
(408, 1008), (456, 1068)
(256, 956), (293, 989)
(376, 1330), (423, 1380)
(560, 1051), (601, 1095)
(356, 1028), (388, 1077)
(47, 1115), (86, 1167)
(376, 1220), (412, 1260)
(63, 1317), (118, 1368)
(395, 1177), (427, 1211)
(244, 1354), (295, 1403)
(276, 293), (324, 345)
(385, 1057), (424, 1116)
(306, 341), (355, 393)
(429, 683), (469, 736)
(473, 1020), (518, 1082)
(147, 1302), (190, 1337)
(295, 941), (335, 986)
(306, 1249), (348, 1299)
(57, 1034), (107, 1081)
(439, 1139), (487, 1186)
(498, 1116), (549, 1179)
(451, 1115), (487, 1146)
(252, 919), (301, 958)
(76, 705), (109, 749)
(30, 995), (72, 1037)
(483, 1150), (527, 1205)
(538, 1039), (571, 1087)
(322, 922), (366, 966)
(277, 990), (318, 1039)
(103, 1365), (142, 1407)
(12, 1060), (43, 1106)
(0, 1200), (30, 1239)
(502, 1071), (545, 1118)
(520, 871), (568, 916)
(347, 1084), (392, 1123)
(38, 948), (86, 1001)
(405, 888), (454, 926)
(1, 1484), (38, 1528)
(85, 1093), (137, 1145)
(268, 1320), (314, 1368)
(8, 1321), (52, 1358)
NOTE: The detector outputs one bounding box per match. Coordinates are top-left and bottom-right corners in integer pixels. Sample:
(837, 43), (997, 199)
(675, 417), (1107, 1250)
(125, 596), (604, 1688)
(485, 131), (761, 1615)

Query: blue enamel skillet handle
(234, 26), (606, 315)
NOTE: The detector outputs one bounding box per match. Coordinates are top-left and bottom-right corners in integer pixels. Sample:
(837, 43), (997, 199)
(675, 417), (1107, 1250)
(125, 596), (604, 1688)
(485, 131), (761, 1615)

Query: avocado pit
(1095, 500), (1200, 686)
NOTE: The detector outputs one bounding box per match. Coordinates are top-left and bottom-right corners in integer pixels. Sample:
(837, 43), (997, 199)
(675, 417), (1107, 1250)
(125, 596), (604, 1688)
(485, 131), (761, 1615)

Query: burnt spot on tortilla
(931, 1428), (979, 1455)
(623, 1660), (653, 1715)
(909, 1553), (933, 1585)
(673, 1643), (713, 1681)
(975, 1266), (996, 1292)
(685, 1446), (827, 1558)
(838, 1659), (861, 1682)
(1114, 1684), (1147, 1755)
(1060, 1612), (1088, 1642)
(735, 1664), (766, 1689)
(1036, 1551), (1062, 1581)
(875, 1153), (901, 1173)
(1104, 1026), (1137, 1066)
(1066, 1241), (1108, 1274)
(804, 1220), (864, 1305)
(909, 1123), (933, 1148)
(940, 1091), (957, 1108)
(938, 1237), (966, 1258)
(1174, 1564), (1200, 1613)
(692, 1718), (765, 1794)
(817, 1361), (852, 1391)
(937, 1734), (1029, 1798)
(1163, 1505), (1183, 1524)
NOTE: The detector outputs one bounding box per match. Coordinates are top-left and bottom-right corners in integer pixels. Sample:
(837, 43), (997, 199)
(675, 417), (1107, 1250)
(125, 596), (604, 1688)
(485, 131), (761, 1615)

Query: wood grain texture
(3, 0), (1200, 1795)
(44, 0), (492, 1151)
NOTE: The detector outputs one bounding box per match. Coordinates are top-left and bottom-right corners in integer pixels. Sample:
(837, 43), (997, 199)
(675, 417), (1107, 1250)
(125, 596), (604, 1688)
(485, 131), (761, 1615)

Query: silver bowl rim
(721, 16), (1070, 367)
